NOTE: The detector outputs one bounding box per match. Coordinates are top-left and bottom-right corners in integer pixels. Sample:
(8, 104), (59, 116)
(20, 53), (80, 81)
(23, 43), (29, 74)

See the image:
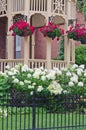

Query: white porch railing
(51, 60), (67, 69)
(0, 59), (24, 72)
(0, 59), (72, 72)
(11, 0), (25, 12)
(29, 0), (47, 12)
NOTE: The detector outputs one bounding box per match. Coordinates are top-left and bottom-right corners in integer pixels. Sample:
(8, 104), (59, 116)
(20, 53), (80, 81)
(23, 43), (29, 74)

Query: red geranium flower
(39, 22), (64, 40)
(9, 20), (35, 37)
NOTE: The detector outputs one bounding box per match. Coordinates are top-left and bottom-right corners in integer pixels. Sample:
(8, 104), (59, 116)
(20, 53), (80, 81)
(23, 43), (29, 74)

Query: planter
(80, 39), (86, 44)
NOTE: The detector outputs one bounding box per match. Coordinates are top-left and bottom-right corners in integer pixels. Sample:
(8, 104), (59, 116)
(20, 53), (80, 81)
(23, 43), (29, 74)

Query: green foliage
(77, 0), (86, 21)
(57, 37), (64, 60)
(77, 0), (84, 12)
(75, 45), (86, 67)
(83, 3), (86, 21)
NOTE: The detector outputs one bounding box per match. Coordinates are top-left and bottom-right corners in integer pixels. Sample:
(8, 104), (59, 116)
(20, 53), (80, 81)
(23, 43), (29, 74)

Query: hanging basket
(81, 39), (86, 44)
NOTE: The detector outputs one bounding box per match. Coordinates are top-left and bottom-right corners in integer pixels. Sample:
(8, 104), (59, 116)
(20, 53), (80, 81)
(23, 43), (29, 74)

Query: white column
(24, 36), (30, 65)
(24, 0), (30, 64)
(47, 0), (52, 24)
(67, 0), (72, 20)
(64, 34), (70, 65)
(71, 40), (75, 63)
(32, 33), (35, 59)
(46, 37), (52, 70)
(7, 0), (14, 59)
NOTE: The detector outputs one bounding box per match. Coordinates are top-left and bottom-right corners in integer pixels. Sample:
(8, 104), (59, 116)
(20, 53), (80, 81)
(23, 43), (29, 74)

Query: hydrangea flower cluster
(9, 20), (35, 37)
(0, 108), (7, 118)
(67, 24), (86, 42)
(40, 22), (64, 40)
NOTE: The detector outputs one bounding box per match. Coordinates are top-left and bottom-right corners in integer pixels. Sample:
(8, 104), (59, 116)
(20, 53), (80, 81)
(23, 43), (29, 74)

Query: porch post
(31, 33), (35, 59)
(24, 36), (30, 65)
(71, 40), (75, 63)
(7, 0), (14, 59)
(46, 37), (52, 70)
(64, 34), (70, 65)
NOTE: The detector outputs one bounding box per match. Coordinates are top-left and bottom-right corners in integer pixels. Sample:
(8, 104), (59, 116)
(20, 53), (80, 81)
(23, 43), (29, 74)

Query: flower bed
(9, 20), (35, 37)
(0, 64), (86, 98)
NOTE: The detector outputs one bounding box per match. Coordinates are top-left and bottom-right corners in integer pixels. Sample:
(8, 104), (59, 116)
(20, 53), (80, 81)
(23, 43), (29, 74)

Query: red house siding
(0, 18), (7, 58)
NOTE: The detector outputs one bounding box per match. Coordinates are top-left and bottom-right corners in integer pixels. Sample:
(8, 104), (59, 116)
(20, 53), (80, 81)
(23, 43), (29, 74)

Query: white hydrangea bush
(0, 63), (86, 97)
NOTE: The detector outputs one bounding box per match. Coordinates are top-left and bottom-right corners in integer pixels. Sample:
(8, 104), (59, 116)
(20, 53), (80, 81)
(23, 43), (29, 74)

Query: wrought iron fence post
(32, 90), (36, 130)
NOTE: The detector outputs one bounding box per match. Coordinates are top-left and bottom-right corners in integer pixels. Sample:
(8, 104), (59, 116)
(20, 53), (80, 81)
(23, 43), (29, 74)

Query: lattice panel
(52, 0), (65, 14)
(0, 0), (7, 15)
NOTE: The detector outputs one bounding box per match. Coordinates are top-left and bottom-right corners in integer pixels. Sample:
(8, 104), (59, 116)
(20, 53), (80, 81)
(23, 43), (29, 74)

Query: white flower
(32, 83), (36, 86)
(28, 85), (34, 89)
(37, 86), (43, 92)
(54, 68), (62, 75)
(48, 82), (63, 95)
(12, 76), (15, 79)
(72, 64), (78, 69)
(19, 81), (24, 86)
(24, 80), (29, 83)
(33, 69), (42, 79)
(61, 68), (67, 71)
(11, 68), (19, 74)
(8, 71), (14, 76)
(30, 91), (33, 95)
(28, 81), (31, 84)
(79, 65), (84, 69)
(13, 78), (19, 83)
(63, 90), (68, 94)
(66, 71), (71, 77)
(41, 76), (46, 81)
(84, 73), (86, 76)
(77, 68), (83, 75)
(70, 75), (78, 83)
(78, 82), (84, 87)
(46, 70), (56, 80)
(0, 109), (7, 118)
(40, 66), (44, 70)
(5, 65), (10, 69)
(69, 81), (74, 86)
(22, 64), (29, 72)
(27, 73), (31, 78)
(0, 72), (7, 77)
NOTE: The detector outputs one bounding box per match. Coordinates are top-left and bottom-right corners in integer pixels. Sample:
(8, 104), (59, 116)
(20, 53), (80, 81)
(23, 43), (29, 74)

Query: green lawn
(0, 107), (86, 130)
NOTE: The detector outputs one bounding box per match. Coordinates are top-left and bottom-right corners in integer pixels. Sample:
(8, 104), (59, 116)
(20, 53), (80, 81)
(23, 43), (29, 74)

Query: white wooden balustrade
(0, 59), (73, 72)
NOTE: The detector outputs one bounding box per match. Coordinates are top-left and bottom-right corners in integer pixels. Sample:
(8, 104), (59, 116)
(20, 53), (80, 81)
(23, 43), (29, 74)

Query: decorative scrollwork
(0, 0), (7, 15)
(53, 0), (65, 14)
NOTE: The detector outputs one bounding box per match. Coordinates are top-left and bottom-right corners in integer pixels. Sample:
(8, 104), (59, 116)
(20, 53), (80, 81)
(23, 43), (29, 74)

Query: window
(15, 35), (21, 58)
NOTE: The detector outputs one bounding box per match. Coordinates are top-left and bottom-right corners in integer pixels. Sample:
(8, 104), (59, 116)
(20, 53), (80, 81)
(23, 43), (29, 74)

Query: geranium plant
(67, 24), (86, 42)
(9, 20), (35, 37)
(39, 22), (64, 40)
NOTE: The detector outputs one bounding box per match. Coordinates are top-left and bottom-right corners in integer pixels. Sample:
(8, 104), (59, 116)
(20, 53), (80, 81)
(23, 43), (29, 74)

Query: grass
(0, 107), (86, 130)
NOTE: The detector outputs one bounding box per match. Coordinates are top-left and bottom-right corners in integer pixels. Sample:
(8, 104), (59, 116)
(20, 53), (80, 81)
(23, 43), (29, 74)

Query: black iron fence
(0, 92), (86, 130)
